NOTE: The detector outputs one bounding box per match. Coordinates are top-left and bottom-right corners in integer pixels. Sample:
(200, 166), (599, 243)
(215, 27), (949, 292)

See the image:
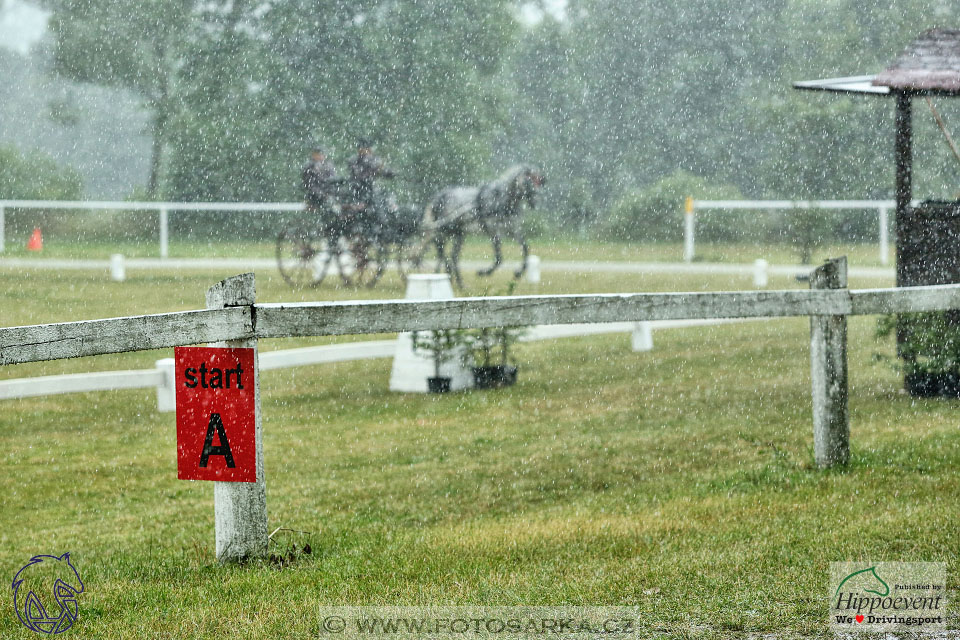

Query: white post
(110, 254), (126, 282)
(159, 206), (169, 259)
(753, 259), (769, 288)
(631, 322), (653, 352)
(389, 273), (473, 392)
(526, 255), (541, 284)
(878, 206), (889, 266)
(206, 273), (267, 562)
(683, 197), (695, 263)
(0, 205), (5, 254)
(155, 358), (175, 412)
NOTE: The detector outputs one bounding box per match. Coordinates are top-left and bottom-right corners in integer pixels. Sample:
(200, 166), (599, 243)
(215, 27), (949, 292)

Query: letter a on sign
(174, 346), (256, 482)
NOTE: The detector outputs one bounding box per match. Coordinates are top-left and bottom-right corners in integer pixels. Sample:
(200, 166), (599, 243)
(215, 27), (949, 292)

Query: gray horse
(422, 165), (545, 288)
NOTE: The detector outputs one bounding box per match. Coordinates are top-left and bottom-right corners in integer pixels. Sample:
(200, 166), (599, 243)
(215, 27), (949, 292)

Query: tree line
(8, 0), (960, 242)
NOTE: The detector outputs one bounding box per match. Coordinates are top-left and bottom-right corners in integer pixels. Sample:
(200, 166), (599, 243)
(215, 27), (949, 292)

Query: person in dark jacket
(302, 146), (338, 208)
(348, 137), (394, 209)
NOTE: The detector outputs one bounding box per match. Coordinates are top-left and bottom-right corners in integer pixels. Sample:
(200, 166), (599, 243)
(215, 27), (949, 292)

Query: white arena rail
(683, 198), (917, 266)
(0, 199), (306, 257)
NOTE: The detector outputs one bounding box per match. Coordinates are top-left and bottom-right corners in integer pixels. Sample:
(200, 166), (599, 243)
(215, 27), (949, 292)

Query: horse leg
(451, 231), (466, 289)
(434, 233), (447, 274)
(478, 233), (502, 277)
(512, 229), (529, 280)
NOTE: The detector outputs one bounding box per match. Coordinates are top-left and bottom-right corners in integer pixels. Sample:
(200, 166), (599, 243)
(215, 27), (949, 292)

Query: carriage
(275, 180), (424, 288)
(276, 164), (545, 289)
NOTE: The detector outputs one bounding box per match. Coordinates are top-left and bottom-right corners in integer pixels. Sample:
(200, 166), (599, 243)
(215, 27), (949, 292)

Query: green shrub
(0, 144), (82, 201)
(602, 170), (741, 243)
(0, 145), (84, 237)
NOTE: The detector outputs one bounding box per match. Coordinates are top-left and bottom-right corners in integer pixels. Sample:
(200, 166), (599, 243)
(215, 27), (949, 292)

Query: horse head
(509, 165), (545, 209)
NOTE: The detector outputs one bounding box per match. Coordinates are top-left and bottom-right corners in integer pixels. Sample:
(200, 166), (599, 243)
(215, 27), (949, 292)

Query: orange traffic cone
(26, 227), (43, 251)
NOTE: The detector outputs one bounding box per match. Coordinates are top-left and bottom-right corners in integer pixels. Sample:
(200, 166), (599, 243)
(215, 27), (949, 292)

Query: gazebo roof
(873, 28), (960, 92)
(794, 28), (960, 96)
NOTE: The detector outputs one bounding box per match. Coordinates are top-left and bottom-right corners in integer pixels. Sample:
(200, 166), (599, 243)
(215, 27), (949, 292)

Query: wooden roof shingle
(874, 28), (960, 92)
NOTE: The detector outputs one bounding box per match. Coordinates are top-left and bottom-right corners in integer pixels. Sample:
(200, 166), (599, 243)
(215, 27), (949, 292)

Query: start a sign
(174, 346), (257, 483)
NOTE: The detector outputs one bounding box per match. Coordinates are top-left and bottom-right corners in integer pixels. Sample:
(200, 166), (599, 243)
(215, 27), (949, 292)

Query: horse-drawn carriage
(275, 165), (545, 289)
(275, 179), (422, 288)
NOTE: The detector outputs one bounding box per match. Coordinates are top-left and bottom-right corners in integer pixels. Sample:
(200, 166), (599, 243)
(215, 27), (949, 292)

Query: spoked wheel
(346, 237), (390, 288)
(276, 225), (342, 288)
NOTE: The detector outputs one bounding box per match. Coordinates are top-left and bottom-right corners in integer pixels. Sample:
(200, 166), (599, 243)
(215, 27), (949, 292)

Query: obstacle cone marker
(26, 228), (43, 251)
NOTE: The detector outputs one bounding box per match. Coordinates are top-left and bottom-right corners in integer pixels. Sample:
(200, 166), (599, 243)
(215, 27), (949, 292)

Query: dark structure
(794, 28), (960, 395)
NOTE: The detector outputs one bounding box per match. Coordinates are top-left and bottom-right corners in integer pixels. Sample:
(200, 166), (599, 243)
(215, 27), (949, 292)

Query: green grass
(1, 234), (892, 267)
(0, 265), (951, 639)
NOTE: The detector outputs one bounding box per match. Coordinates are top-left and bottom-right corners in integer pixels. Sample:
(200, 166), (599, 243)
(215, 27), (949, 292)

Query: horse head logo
(12, 553), (84, 634)
(835, 565), (890, 598)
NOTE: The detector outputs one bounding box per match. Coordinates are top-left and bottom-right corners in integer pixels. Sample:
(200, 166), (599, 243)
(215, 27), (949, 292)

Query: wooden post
(159, 206), (169, 259)
(894, 92), (912, 288)
(683, 197), (695, 263)
(206, 273), (268, 562)
(809, 257), (849, 468)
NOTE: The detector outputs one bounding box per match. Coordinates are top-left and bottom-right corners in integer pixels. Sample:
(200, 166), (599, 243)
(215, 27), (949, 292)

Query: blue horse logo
(12, 553), (84, 634)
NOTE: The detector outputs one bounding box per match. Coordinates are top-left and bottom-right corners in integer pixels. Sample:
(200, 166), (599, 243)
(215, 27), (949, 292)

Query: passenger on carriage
(302, 145), (338, 208)
(348, 137), (395, 211)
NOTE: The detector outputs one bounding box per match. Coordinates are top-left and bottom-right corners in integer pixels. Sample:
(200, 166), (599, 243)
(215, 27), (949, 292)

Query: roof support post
(894, 91), (912, 288)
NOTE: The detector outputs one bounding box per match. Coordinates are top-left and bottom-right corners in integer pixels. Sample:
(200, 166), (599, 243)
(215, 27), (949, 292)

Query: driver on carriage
(302, 145), (339, 209)
(348, 137), (395, 211)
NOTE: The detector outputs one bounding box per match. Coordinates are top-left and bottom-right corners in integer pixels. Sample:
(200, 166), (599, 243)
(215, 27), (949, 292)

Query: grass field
(0, 234), (891, 268)
(0, 262), (955, 639)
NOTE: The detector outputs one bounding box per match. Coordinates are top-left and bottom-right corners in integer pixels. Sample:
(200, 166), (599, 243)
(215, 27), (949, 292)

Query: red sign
(174, 346), (257, 482)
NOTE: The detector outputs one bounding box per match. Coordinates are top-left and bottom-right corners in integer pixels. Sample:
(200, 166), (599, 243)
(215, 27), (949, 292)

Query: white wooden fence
(0, 320), (750, 408)
(684, 198), (906, 265)
(0, 197), (905, 264)
(3, 258), (959, 562)
(0, 199), (306, 257)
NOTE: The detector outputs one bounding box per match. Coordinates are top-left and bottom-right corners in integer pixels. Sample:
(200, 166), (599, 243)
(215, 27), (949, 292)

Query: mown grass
(1, 234), (890, 268)
(0, 265), (953, 639)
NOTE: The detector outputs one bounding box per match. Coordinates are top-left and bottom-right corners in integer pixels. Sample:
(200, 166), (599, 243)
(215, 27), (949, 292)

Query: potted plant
(467, 283), (527, 389)
(876, 311), (960, 397)
(411, 329), (464, 393)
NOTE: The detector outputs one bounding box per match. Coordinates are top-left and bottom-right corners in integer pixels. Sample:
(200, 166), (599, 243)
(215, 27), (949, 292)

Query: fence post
(683, 197), (695, 263)
(0, 204), (5, 254)
(159, 206), (169, 259)
(878, 206), (889, 266)
(526, 255), (541, 284)
(155, 357), (176, 412)
(110, 254), (126, 282)
(631, 322), (653, 352)
(753, 259), (769, 288)
(206, 273), (268, 562)
(809, 257), (849, 468)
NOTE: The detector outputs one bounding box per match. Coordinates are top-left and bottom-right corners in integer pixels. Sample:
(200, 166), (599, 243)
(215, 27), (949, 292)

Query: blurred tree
(41, 0), (200, 198)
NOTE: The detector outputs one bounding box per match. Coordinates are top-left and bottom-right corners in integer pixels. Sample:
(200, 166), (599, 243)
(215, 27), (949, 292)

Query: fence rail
(4, 283), (959, 366)
(684, 198), (912, 265)
(3, 261), (958, 562)
(0, 320), (755, 406)
(0, 199), (307, 257)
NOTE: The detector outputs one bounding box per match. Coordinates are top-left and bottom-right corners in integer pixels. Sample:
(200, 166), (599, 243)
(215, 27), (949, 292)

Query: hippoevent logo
(11, 553), (84, 634)
(830, 562), (946, 632)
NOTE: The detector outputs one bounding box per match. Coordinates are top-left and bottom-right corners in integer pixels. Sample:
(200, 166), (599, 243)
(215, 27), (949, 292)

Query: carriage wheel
(276, 225), (338, 288)
(346, 237), (389, 288)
